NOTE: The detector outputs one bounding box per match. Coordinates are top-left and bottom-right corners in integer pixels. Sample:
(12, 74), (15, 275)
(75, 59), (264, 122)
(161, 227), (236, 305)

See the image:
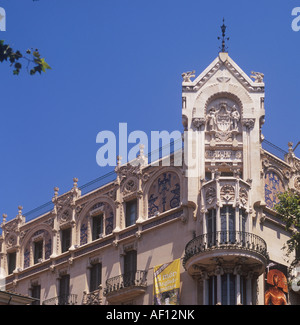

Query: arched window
(23, 229), (52, 269)
(264, 170), (284, 209)
(80, 201), (114, 246)
(148, 172), (181, 217)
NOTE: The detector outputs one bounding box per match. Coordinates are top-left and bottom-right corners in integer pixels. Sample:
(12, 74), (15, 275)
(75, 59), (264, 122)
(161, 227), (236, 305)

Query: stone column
(215, 263), (224, 305)
(246, 271), (253, 305)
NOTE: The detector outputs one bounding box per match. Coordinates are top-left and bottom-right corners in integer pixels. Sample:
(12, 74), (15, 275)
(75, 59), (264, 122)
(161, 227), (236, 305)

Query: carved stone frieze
(206, 150), (242, 160)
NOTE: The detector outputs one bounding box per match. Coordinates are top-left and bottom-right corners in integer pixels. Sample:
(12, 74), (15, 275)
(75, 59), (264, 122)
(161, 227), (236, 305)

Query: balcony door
(59, 274), (70, 305)
(123, 250), (137, 287)
(220, 206), (235, 243)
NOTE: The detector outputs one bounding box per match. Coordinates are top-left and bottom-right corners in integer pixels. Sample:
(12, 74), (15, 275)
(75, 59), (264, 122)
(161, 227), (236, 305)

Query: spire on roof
(217, 18), (229, 53)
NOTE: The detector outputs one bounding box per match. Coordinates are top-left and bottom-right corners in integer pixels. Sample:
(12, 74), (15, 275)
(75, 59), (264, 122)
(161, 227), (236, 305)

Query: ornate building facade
(0, 51), (299, 305)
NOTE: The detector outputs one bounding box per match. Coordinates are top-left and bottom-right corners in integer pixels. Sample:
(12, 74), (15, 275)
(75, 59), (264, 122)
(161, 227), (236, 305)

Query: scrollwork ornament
(294, 176), (300, 191)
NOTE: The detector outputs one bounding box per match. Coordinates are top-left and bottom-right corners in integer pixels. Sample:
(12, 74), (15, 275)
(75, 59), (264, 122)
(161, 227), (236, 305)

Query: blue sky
(0, 0), (300, 220)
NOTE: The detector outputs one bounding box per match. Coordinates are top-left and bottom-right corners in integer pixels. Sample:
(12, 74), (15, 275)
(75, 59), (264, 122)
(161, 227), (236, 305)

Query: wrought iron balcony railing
(183, 231), (268, 267)
(82, 287), (103, 305)
(42, 294), (78, 305)
(104, 270), (148, 295)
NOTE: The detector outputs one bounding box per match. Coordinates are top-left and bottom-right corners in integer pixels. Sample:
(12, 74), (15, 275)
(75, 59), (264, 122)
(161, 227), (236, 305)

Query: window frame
(33, 240), (44, 264)
(7, 251), (16, 275)
(92, 214), (103, 241)
(61, 227), (71, 253)
(89, 262), (102, 292)
(125, 199), (137, 227)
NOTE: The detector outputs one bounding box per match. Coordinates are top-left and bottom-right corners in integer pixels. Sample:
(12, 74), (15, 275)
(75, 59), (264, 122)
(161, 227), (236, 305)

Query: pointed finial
(54, 187), (59, 198)
(117, 155), (122, 167)
(18, 205), (23, 217)
(217, 18), (229, 53)
(139, 144), (145, 157)
(73, 177), (78, 188)
(2, 214), (7, 224)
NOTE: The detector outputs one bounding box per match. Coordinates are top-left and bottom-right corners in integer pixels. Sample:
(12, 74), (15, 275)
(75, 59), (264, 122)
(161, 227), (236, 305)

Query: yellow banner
(153, 258), (180, 305)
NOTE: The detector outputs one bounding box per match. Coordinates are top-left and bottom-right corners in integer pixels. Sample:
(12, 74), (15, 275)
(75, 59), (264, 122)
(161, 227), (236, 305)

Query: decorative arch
(193, 84), (253, 119)
(21, 224), (53, 269)
(144, 167), (182, 218)
(264, 168), (285, 209)
(77, 196), (116, 246)
(204, 91), (244, 116)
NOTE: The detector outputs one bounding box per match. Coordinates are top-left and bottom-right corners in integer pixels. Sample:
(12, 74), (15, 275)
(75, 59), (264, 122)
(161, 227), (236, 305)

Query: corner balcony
(104, 270), (147, 304)
(183, 231), (268, 276)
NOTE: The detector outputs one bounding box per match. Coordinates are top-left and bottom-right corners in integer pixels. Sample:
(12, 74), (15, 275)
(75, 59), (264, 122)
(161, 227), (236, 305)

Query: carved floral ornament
(220, 184), (235, 202)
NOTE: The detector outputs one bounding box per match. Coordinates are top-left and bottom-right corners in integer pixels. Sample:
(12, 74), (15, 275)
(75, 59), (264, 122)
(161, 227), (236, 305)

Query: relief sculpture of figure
(264, 269), (288, 305)
(230, 105), (240, 131)
(207, 107), (217, 131)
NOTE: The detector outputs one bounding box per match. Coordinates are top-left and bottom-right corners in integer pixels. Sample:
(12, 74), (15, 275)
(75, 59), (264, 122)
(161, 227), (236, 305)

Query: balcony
(104, 270), (147, 304)
(183, 231), (269, 276)
(82, 286), (103, 305)
(42, 294), (78, 305)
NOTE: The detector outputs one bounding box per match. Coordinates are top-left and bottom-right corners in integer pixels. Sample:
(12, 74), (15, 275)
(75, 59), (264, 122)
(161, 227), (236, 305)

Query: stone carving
(294, 176), (300, 191)
(60, 209), (71, 223)
(220, 185), (235, 202)
(242, 118), (255, 130)
(123, 179), (137, 195)
(192, 117), (205, 129)
(239, 187), (248, 205)
(182, 70), (195, 82)
(7, 234), (16, 248)
(206, 101), (240, 142)
(250, 71), (264, 83)
(205, 150), (242, 160)
(205, 187), (216, 205)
